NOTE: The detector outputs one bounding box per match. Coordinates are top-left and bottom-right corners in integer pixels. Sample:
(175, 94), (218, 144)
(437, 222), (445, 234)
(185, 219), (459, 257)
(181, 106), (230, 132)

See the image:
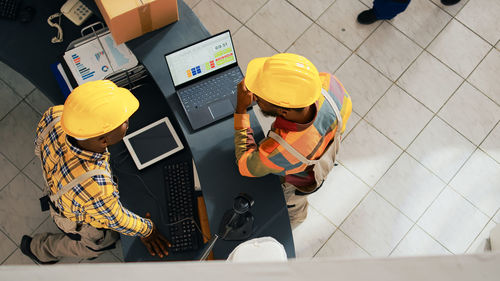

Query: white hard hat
(227, 237), (287, 262)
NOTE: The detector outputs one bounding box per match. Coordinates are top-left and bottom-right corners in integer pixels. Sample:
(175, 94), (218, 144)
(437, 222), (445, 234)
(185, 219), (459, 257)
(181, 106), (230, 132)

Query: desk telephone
(48, 0), (92, 43)
(60, 0), (92, 26)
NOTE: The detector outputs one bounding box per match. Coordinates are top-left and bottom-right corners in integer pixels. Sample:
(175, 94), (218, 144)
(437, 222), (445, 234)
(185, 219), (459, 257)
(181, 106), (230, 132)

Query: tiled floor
(0, 0), (499, 265)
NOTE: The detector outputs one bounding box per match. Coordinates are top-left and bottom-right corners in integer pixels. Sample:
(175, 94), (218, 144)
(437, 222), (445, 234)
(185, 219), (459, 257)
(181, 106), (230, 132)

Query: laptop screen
(165, 31), (237, 87)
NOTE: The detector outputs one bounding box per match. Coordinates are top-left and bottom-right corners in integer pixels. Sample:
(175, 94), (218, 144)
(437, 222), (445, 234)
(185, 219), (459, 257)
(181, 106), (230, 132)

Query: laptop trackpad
(208, 99), (233, 119)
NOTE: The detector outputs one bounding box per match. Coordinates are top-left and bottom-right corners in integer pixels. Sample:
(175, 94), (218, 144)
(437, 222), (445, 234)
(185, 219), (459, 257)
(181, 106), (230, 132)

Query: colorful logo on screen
(186, 65), (202, 78)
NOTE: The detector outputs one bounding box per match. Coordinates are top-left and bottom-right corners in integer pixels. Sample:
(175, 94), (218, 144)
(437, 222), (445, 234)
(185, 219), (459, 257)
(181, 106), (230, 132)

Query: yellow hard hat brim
(244, 57), (267, 100)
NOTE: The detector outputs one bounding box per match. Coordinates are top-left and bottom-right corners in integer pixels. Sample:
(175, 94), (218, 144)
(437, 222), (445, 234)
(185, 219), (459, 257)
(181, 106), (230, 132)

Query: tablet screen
(124, 117), (184, 170)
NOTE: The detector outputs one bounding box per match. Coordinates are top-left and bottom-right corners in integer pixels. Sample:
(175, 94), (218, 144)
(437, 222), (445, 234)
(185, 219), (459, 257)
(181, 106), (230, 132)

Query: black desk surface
(0, 0), (295, 260)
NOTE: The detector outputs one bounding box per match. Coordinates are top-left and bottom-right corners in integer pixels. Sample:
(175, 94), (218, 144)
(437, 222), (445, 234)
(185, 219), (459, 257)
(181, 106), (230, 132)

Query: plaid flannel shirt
(234, 73), (352, 187)
(35, 106), (152, 237)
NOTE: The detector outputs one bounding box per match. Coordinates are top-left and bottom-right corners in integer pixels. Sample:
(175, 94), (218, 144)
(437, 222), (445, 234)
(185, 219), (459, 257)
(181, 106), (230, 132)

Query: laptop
(165, 30), (243, 130)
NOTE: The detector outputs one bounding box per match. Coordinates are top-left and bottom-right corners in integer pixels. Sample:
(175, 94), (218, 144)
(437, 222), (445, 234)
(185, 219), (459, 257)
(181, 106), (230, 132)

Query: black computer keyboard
(0, 0), (20, 20)
(164, 161), (201, 253)
(178, 67), (243, 112)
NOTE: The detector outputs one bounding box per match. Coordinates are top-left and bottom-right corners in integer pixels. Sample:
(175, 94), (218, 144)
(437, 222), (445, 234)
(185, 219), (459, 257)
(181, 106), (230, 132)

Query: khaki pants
(282, 182), (309, 228)
(30, 208), (119, 262)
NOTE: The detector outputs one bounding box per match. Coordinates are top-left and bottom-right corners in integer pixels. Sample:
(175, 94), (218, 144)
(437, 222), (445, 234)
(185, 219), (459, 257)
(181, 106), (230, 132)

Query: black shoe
(20, 235), (58, 265)
(357, 9), (379, 25)
(441, 0), (461, 6)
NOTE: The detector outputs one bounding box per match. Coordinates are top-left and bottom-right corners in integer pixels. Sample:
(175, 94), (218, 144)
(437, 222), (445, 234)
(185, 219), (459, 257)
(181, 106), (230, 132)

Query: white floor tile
(392, 0), (451, 47)
(375, 153), (446, 221)
(0, 231), (17, 264)
(33, 216), (61, 236)
(357, 0), (371, 7)
(438, 82), (500, 146)
(397, 51), (463, 113)
(429, 0), (469, 16)
(339, 120), (402, 186)
(0, 102), (41, 169)
(317, 0), (380, 51)
(467, 220), (497, 253)
(2, 248), (36, 265)
(457, 0), (500, 45)
(0, 79), (22, 120)
(365, 85), (433, 148)
(480, 122), (500, 163)
(213, 0), (267, 23)
(183, 0), (201, 9)
(193, 0), (242, 35)
(343, 111), (361, 137)
(468, 49), (500, 105)
(246, 0), (312, 52)
(292, 206), (336, 258)
(427, 19), (490, 78)
(22, 157), (45, 191)
(494, 210), (500, 223)
(25, 89), (53, 116)
(418, 187), (489, 254)
(288, 24), (351, 73)
(315, 230), (370, 259)
(309, 164), (370, 226)
(340, 191), (413, 256)
(233, 27), (277, 76)
(407, 117), (475, 182)
(0, 173), (47, 244)
(0, 61), (35, 98)
(450, 150), (500, 216)
(357, 22), (422, 81)
(392, 225), (451, 257)
(0, 152), (19, 191)
(334, 54), (392, 116)
(288, 0), (335, 20)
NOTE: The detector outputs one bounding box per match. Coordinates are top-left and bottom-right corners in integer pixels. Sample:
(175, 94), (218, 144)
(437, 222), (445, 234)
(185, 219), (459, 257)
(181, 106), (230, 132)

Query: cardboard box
(95, 0), (179, 44)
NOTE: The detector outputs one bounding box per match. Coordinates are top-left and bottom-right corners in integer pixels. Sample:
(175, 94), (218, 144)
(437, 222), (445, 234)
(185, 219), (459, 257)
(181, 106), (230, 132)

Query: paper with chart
(63, 33), (138, 85)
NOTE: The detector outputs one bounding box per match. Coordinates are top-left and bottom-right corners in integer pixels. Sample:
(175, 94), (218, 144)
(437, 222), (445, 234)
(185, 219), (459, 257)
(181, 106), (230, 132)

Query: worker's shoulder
(41, 105), (64, 119)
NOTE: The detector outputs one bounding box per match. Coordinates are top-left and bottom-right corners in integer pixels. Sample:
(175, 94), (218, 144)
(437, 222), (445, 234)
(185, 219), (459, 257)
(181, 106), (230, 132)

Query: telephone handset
(60, 0), (92, 26)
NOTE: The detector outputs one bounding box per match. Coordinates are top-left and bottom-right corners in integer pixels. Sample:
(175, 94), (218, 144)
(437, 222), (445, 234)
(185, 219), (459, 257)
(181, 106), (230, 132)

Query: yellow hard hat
(244, 53), (321, 108)
(61, 80), (139, 139)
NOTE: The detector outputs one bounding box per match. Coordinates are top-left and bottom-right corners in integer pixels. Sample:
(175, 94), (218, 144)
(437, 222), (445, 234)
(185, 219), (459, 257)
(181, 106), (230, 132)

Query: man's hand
(235, 78), (254, 114)
(140, 213), (171, 258)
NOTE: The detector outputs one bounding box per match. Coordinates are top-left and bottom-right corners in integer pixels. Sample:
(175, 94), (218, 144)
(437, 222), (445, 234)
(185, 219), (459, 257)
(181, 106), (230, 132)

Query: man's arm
(85, 193), (153, 237)
(234, 80), (283, 177)
(85, 192), (171, 258)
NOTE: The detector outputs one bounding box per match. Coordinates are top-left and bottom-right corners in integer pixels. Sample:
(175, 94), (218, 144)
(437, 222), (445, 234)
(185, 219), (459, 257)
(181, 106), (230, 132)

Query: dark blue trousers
(373, 0), (411, 19)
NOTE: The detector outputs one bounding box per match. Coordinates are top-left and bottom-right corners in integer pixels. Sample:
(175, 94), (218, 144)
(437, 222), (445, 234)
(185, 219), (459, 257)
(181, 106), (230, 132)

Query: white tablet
(123, 117), (184, 170)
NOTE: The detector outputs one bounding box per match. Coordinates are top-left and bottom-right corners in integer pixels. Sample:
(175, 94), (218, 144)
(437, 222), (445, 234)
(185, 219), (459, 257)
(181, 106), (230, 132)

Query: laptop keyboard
(178, 68), (243, 112)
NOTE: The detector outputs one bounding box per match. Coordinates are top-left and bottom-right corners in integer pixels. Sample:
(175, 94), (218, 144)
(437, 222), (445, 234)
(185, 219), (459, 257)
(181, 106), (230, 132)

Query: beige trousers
(282, 182), (309, 228)
(30, 208), (119, 262)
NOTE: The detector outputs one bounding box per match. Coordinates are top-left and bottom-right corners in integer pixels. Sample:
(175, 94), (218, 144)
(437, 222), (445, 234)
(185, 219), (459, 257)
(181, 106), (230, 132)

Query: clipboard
(54, 22), (148, 98)
(62, 22), (139, 85)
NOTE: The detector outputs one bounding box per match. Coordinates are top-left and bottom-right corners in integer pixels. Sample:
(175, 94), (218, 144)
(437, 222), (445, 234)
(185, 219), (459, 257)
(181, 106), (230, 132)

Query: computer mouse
(19, 6), (36, 23)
